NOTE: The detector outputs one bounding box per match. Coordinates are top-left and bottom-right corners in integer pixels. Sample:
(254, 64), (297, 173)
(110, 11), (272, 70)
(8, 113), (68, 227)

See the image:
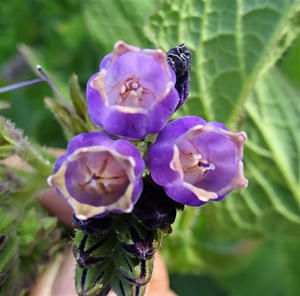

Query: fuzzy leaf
(145, 0), (300, 125)
(0, 196), (64, 295)
(202, 68), (300, 239)
(83, 0), (157, 52)
(218, 242), (300, 296)
(279, 36), (300, 88)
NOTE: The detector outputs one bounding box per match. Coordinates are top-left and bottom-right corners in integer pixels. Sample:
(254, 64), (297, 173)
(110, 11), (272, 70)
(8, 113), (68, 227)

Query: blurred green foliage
(1, 0), (300, 295)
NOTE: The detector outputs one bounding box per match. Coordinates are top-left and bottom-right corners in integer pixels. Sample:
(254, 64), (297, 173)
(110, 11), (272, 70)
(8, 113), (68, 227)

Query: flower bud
(167, 44), (192, 109)
(132, 176), (180, 231)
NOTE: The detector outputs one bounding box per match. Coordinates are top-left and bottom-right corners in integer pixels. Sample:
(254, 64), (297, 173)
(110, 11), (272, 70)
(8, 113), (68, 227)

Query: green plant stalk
(17, 143), (53, 177)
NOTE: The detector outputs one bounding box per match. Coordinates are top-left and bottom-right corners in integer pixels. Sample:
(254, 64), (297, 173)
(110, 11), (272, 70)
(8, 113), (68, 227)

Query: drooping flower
(48, 132), (144, 220)
(148, 116), (248, 206)
(86, 41), (179, 139)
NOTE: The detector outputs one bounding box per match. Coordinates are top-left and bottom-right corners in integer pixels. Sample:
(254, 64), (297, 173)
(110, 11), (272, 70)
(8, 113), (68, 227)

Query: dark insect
(167, 44), (192, 109)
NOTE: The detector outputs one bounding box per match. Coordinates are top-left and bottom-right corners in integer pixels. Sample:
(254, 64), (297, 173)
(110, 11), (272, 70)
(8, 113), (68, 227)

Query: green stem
(18, 142), (53, 176)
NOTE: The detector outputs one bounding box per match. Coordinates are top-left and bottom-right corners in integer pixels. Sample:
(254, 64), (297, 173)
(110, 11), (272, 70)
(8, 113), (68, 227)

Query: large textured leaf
(279, 36), (300, 88)
(145, 0), (300, 125)
(83, 0), (157, 52)
(203, 68), (300, 239)
(162, 68), (300, 277)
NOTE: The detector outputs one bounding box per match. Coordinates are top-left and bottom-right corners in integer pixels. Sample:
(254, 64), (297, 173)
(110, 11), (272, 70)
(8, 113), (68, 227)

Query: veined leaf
(164, 68), (300, 276)
(279, 36), (300, 88)
(218, 241), (300, 296)
(145, 0), (300, 126)
(203, 68), (300, 239)
(83, 0), (157, 52)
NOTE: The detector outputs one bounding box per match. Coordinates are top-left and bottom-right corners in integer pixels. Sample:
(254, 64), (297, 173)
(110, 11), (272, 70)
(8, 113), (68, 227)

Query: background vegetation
(1, 0), (300, 295)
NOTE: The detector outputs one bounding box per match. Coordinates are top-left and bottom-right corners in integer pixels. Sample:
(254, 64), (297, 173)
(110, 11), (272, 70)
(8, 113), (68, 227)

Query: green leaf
(164, 68), (300, 275)
(19, 208), (46, 247)
(202, 68), (300, 239)
(279, 36), (300, 88)
(0, 190), (64, 294)
(145, 0), (300, 125)
(162, 208), (259, 274)
(83, 0), (157, 51)
(218, 242), (300, 296)
(0, 234), (18, 274)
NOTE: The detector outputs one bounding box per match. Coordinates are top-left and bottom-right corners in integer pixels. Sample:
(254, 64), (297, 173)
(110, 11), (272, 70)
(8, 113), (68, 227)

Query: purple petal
(148, 116), (247, 206)
(155, 116), (206, 144)
(48, 132), (145, 219)
(86, 41), (179, 139)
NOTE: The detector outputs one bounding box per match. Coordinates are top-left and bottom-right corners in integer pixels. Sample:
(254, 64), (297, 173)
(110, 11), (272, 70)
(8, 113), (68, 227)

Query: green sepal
(73, 213), (164, 296)
(69, 73), (87, 120)
(44, 96), (78, 139)
(111, 255), (153, 296)
(44, 73), (99, 139)
(75, 263), (111, 296)
(44, 96), (96, 140)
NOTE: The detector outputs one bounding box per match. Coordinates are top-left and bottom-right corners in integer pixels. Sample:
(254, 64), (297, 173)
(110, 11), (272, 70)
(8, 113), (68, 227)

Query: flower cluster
(48, 41), (247, 220)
